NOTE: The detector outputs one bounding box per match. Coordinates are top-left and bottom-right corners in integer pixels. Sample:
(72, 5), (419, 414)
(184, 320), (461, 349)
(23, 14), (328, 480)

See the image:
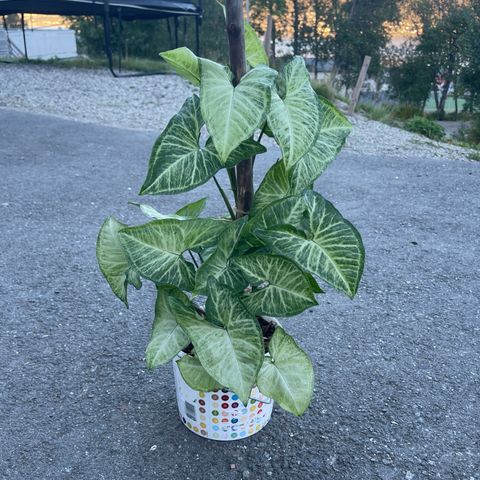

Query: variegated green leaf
(267, 56), (320, 169)
(118, 218), (227, 290)
(170, 281), (264, 404)
(96, 216), (141, 307)
(204, 137), (266, 169)
(253, 98), (351, 210)
(257, 191), (364, 298)
(242, 195), (307, 250)
(251, 160), (290, 215)
(177, 355), (223, 391)
(130, 198), (206, 221)
(140, 96), (222, 196)
(160, 47), (200, 85)
(291, 97), (352, 190)
(257, 326), (314, 416)
(146, 286), (190, 369)
(244, 21), (269, 67)
(232, 254), (317, 317)
(200, 59), (277, 163)
(176, 197), (207, 217)
(194, 218), (248, 295)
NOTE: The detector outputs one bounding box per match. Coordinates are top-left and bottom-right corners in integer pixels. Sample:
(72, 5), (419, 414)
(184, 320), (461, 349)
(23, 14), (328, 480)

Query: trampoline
(0, 0), (202, 76)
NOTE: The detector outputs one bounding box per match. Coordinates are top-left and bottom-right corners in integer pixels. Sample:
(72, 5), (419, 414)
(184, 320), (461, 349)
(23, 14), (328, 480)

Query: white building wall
(8, 29), (77, 59)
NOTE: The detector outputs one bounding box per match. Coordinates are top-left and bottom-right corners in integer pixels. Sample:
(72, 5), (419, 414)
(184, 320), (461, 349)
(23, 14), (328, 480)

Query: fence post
(348, 55), (371, 115)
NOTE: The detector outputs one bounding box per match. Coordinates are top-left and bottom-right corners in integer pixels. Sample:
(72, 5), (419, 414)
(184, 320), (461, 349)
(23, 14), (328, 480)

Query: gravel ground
(0, 63), (477, 162)
(0, 108), (479, 480)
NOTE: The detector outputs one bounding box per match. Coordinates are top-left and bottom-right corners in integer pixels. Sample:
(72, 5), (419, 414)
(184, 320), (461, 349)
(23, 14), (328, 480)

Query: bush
(466, 114), (480, 144)
(404, 116), (445, 140)
(392, 103), (422, 121)
(311, 80), (335, 102)
(358, 101), (394, 123)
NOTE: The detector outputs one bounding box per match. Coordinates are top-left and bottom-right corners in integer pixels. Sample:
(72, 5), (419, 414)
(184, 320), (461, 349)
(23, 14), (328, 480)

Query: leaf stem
(252, 122), (267, 167)
(213, 175), (236, 220)
(188, 249), (199, 269)
(227, 167), (238, 203)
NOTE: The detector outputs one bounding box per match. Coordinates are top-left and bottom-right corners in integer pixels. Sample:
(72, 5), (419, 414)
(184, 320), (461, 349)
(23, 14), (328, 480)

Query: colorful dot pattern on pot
(173, 359), (273, 441)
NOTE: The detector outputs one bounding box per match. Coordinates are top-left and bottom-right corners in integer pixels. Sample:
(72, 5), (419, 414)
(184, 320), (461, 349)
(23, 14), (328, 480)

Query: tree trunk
(225, 0), (253, 218)
(433, 84), (440, 110)
(314, 0), (319, 79)
(293, 0), (299, 55)
(438, 80), (451, 119)
(271, 16), (276, 60)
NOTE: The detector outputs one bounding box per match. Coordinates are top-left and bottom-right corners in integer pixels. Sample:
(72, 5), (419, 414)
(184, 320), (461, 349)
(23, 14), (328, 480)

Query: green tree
(331, 0), (400, 89)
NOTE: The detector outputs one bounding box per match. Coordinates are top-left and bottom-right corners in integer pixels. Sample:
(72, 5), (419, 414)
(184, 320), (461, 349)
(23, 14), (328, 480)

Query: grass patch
(404, 116), (445, 141)
(310, 79), (349, 104)
(357, 101), (395, 123)
(467, 151), (480, 161)
(3, 56), (173, 74)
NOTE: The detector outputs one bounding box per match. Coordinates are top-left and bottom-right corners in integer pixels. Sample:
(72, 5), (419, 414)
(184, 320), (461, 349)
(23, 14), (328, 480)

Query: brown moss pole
(225, 0), (254, 218)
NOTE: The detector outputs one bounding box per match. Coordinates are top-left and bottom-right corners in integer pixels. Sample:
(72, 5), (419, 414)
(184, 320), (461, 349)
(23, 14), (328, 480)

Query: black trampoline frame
(0, 0), (202, 77)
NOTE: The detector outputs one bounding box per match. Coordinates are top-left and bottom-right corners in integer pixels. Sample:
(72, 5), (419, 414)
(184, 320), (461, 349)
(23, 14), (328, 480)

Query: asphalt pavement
(0, 108), (479, 480)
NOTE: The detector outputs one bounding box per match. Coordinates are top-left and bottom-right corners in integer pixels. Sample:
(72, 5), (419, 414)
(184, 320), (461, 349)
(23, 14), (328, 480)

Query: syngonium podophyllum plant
(96, 24), (364, 416)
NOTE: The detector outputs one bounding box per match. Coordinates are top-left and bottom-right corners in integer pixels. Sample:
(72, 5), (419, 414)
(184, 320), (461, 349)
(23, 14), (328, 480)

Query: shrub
(466, 114), (480, 144)
(358, 101), (394, 123)
(310, 80), (335, 101)
(392, 103), (422, 121)
(404, 116), (445, 140)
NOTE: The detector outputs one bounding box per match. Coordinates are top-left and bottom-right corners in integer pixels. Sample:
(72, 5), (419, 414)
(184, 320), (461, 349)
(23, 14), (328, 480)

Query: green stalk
(213, 175), (236, 220)
(227, 167), (238, 203)
(188, 249), (199, 268)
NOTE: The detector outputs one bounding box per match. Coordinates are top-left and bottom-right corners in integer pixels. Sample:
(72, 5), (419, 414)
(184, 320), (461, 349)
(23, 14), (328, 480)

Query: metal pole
(174, 16), (179, 48)
(103, 0), (117, 77)
(118, 7), (122, 73)
(195, 0), (202, 56)
(166, 17), (173, 49)
(21, 13), (28, 60)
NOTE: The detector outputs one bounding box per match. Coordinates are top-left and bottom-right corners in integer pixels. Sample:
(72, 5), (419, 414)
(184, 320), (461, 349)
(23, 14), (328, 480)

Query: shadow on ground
(0, 109), (478, 480)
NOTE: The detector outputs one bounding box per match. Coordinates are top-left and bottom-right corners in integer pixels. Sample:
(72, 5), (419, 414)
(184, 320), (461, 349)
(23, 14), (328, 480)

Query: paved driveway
(0, 108), (478, 480)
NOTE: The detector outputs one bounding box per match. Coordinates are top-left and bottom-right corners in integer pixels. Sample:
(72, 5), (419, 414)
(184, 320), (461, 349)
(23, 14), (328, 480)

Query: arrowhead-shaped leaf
(177, 355), (223, 391)
(96, 216), (142, 307)
(232, 254), (317, 317)
(146, 286), (190, 369)
(257, 191), (364, 298)
(118, 218), (227, 290)
(200, 59), (277, 163)
(160, 47), (200, 85)
(257, 327), (314, 416)
(267, 56), (320, 170)
(130, 198), (207, 222)
(290, 97), (352, 190)
(175, 197), (207, 217)
(139, 96), (222, 195)
(194, 218), (248, 295)
(244, 21), (269, 67)
(253, 98), (352, 210)
(251, 160), (290, 215)
(242, 195), (307, 250)
(170, 281), (264, 404)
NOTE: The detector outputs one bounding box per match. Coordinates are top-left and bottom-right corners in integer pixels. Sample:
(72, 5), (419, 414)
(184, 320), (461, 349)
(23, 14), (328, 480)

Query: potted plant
(96, 0), (364, 441)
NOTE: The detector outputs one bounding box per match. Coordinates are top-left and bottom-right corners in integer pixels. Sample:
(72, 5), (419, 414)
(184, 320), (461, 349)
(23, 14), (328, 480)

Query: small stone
(405, 472), (414, 480)
(242, 470), (251, 479)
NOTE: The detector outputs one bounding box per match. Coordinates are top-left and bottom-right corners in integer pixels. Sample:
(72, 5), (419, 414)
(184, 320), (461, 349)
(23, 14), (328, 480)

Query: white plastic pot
(172, 354), (274, 441)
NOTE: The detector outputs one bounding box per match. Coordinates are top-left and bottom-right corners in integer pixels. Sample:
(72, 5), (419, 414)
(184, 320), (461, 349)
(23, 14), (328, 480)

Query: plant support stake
(225, 0), (253, 218)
